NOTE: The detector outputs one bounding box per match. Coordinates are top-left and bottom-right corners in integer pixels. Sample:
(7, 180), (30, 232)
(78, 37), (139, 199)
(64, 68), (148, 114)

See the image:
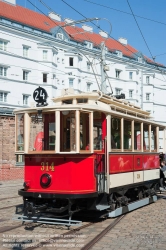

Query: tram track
(22, 215), (125, 250)
(0, 196), (20, 201)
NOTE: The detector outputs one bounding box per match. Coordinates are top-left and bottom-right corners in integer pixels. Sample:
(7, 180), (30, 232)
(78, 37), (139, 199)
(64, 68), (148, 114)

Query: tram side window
(80, 112), (90, 150)
(16, 114), (24, 151)
(123, 120), (132, 150)
(143, 124), (150, 151)
(93, 112), (102, 150)
(111, 117), (121, 149)
(134, 121), (141, 150)
(151, 126), (157, 151)
(29, 112), (56, 151)
(60, 111), (76, 152)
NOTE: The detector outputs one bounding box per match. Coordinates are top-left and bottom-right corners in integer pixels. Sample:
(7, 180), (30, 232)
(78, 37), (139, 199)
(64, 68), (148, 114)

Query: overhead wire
(83, 0), (166, 27)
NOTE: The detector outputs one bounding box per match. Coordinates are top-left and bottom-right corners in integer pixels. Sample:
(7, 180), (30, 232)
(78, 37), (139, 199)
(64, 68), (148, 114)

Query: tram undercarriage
(17, 180), (159, 222)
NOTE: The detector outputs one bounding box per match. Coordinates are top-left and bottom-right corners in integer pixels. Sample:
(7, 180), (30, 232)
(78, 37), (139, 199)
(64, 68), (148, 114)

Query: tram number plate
(41, 162), (55, 171)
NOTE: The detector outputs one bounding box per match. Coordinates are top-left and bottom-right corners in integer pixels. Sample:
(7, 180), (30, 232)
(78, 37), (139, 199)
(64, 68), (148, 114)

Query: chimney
(64, 18), (75, 26)
(99, 31), (108, 38)
(118, 37), (127, 45)
(82, 24), (93, 33)
(2, 0), (16, 5)
(48, 12), (61, 22)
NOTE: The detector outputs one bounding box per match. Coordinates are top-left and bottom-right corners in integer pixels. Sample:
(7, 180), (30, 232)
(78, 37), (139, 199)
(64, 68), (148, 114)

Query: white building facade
(0, 1), (166, 126)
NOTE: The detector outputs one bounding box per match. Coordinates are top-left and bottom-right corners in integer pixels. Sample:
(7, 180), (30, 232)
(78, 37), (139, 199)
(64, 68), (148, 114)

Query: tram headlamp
(40, 173), (51, 188)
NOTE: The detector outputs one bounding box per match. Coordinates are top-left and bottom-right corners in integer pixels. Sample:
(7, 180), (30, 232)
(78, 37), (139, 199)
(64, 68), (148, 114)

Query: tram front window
(60, 111), (76, 152)
(29, 112), (56, 151)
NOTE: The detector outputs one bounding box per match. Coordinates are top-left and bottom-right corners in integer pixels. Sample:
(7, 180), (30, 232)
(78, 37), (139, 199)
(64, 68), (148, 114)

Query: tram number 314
(41, 162), (55, 172)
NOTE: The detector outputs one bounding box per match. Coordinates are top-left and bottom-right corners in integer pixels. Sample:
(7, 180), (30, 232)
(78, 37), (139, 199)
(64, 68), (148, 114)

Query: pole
(100, 42), (107, 94)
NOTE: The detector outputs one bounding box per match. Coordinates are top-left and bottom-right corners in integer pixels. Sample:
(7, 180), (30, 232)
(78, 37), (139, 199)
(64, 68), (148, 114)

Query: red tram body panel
(24, 154), (97, 194)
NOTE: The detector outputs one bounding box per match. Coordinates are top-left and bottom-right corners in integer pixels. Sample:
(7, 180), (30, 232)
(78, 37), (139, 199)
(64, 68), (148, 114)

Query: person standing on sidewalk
(159, 160), (166, 191)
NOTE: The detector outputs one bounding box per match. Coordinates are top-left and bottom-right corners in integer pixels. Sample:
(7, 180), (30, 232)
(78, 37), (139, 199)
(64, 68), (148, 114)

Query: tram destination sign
(33, 86), (48, 106)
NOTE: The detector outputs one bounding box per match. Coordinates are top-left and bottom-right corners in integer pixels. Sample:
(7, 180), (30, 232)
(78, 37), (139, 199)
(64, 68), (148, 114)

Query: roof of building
(0, 0), (164, 67)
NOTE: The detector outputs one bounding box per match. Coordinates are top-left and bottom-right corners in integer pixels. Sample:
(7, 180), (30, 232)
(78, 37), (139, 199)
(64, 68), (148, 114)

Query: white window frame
(0, 66), (7, 77)
(23, 70), (28, 81)
(69, 78), (74, 88)
(129, 90), (133, 98)
(0, 40), (8, 51)
(23, 46), (29, 57)
(115, 69), (121, 78)
(129, 72), (133, 80)
(87, 82), (91, 92)
(146, 76), (150, 84)
(0, 91), (8, 102)
(57, 33), (64, 40)
(87, 62), (91, 71)
(43, 50), (48, 60)
(115, 88), (121, 95)
(146, 93), (150, 101)
(23, 95), (29, 105)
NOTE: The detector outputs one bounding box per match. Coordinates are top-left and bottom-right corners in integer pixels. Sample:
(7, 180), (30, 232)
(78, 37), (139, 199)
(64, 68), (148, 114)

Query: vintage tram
(14, 88), (166, 224)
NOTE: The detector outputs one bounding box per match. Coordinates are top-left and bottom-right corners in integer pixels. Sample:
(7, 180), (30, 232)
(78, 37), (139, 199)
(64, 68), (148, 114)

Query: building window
(87, 83), (91, 92)
(23, 46), (29, 57)
(0, 40), (7, 51)
(0, 92), (8, 102)
(43, 50), (48, 60)
(87, 62), (91, 71)
(146, 93), (150, 101)
(43, 73), (47, 83)
(57, 57), (60, 63)
(115, 88), (121, 95)
(69, 57), (74, 66)
(0, 67), (7, 76)
(129, 72), (133, 80)
(23, 71), (28, 80)
(85, 42), (93, 49)
(57, 33), (64, 40)
(62, 58), (64, 64)
(129, 90), (133, 98)
(115, 70), (121, 78)
(23, 95), (29, 105)
(146, 76), (150, 84)
(69, 78), (74, 88)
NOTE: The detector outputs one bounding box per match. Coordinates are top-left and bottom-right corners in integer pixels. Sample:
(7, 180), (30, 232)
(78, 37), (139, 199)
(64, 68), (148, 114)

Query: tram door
(93, 112), (107, 193)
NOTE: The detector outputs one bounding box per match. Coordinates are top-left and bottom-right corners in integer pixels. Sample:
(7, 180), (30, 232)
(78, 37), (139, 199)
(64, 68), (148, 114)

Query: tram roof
(52, 90), (150, 117)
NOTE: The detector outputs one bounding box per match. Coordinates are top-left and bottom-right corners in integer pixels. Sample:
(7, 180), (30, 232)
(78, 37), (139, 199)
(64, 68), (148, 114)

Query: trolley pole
(100, 42), (107, 94)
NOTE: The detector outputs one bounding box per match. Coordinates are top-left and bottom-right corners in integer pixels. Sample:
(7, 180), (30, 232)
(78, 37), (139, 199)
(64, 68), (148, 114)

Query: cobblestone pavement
(0, 180), (166, 250)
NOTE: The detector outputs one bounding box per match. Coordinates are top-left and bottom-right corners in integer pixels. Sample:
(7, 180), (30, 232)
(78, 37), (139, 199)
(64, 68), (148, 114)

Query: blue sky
(16, 0), (166, 66)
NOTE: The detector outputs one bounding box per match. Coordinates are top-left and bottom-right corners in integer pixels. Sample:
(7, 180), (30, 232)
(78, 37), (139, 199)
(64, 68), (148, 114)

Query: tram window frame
(123, 119), (132, 151)
(93, 111), (102, 151)
(111, 116), (122, 151)
(79, 111), (92, 152)
(134, 121), (142, 151)
(151, 125), (157, 151)
(143, 123), (150, 151)
(60, 110), (77, 152)
(28, 111), (56, 153)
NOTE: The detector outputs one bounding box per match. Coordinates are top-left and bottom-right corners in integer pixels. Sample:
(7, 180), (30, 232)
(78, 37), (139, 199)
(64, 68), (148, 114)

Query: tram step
(12, 214), (82, 227)
(96, 204), (110, 211)
(108, 195), (157, 218)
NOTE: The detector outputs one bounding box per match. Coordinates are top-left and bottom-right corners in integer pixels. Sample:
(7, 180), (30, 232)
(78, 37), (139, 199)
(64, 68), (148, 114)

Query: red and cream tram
(15, 89), (166, 223)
